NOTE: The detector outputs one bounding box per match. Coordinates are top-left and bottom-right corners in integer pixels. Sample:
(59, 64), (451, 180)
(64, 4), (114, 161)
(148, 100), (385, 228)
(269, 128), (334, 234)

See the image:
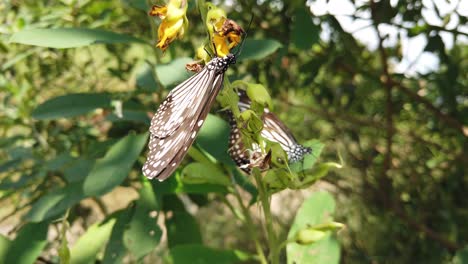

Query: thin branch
(389, 78), (465, 134)
(231, 184), (268, 264)
(391, 205), (460, 252)
(335, 48), (466, 135)
(370, 0), (395, 207)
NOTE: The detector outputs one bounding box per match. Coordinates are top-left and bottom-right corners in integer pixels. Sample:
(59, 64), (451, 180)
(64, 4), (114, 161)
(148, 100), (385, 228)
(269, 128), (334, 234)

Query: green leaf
(264, 168), (292, 193)
(102, 209), (134, 264)
(32, 93), (112, 120)
(238, 39), (282, 61)
(123, 180), (162, 259)
(70, 218), (116, 264)
(58, 220), (71, 264)
(287, 192), (340, 264)
(290, 163), (331, 189)
(0, 158), (22, 173)
(154, 171), (228, 195)
(83, 133), (148, 196)
(9, 28), (145, 48)
(168, 244), (252, 264)
(196, 114), (235, 165)
(246, 83), (273, 110)
(291, 9), (319, 50)
(122, 0), (148, 11)
(181, 162), (230, 186)
(453, 247), (468, 264)
(106, 109), (150, 124)
(302, 139), (325, 170)
(136, 63), (159, 91)
(156, 57), (193, 87)
(166, 211), (202, 248)
(5, 222), (48, 264)
(25, 183), (85, 222)
(293, 222), (344, 245)
(0, 235), (10, 264)
(63, 158), (95, 183)
(232, 169), (258, 205)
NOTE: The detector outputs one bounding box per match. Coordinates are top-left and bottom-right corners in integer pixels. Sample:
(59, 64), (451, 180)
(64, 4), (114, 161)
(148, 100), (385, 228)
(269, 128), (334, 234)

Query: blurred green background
(1, 0), (467, 263)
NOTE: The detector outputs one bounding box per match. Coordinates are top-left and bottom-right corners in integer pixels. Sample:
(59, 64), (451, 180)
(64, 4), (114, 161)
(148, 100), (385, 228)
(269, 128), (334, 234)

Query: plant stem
(231, 185), (268, 264)
(253, 169), (279, 264)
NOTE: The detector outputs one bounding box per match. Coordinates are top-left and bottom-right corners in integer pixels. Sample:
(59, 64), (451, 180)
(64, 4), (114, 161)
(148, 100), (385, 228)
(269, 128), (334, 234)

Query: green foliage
(286, 192), (340, 264)
(122, 181), (162, 259)
(238, 39), (282, 61)
(167, 244), (252, 264)
(291, 8), (319, 50)
(32, 93), (112, 120)
(83, 133), (147, 196)
(156, 57), (194, 87)
(70, 218), (116, 264)
(9, 28), (145, 49)
(453, 247), (468, 264)
(1, 0), (466, 263)
(4, 222), (48, 264)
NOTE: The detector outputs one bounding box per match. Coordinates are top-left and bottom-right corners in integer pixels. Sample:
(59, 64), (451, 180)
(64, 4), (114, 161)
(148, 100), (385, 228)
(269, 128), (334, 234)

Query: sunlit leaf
(196, 114), (235, 165)
(83, 133), (147, 196)
(136, 63), (159, 91)
(32, 93), (112, 120)
(302, 139), (325, 170)
(168, 244), (252, 264)
(70, 218), (116, 264)
(25, 184), (84, 222)
(156, 57), (193, 87)
(453, 247), (468, 264)
(10, 28), (145, 48)
(287, 192), (340, 264)
(291, 9), (319, 50)
(181, 162), (230, 186)
(123, 180), (162, 259)
(153, 171), (228, 194)
(102, 210), (133, 264)
(166, 211), (202, 248)
(0, 235), (10, 264)
(238, 39), (282, 61)
(5, 222), (48, 264)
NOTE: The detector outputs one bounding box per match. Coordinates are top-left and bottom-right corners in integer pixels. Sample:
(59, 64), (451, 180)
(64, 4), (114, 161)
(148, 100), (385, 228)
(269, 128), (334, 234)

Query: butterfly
(227, 90), (312, 173)
(142, 54), (237, 180)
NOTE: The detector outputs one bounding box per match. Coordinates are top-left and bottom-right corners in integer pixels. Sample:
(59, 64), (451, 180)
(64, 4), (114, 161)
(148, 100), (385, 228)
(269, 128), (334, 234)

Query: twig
(391, 205), (460, 252)
(252, 169), (279, 264)
(370, 0), (395, 207)
(231, 184), (268, 264)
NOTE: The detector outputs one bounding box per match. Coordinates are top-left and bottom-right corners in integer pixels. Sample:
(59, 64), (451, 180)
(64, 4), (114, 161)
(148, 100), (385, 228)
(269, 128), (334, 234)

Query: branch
(391, 205), (460, 252)
(369, 0), (395, 208)
(389, 78), (466, 135)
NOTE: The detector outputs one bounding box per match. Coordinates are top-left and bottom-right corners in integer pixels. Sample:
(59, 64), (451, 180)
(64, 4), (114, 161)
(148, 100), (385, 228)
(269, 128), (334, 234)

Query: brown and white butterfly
(227, 90), (311, 173)
(142, 54), (236, 181)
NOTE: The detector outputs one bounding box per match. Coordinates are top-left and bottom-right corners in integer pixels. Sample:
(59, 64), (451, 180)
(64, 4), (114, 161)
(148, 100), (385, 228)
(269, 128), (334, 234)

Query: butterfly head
(288, 144), (312, 163)
(209, 54), (237, 74)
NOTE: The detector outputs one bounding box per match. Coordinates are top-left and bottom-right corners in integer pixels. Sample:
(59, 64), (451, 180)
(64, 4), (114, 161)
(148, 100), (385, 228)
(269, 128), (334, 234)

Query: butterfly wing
(143, 67), (224, 180)
(229, 90), (311, 168)
(261, 112), (311, 162)
(227, 112), (251, 171)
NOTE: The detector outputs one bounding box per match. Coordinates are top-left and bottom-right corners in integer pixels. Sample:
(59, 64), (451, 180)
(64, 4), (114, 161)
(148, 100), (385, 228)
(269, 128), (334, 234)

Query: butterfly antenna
(204, 44), (213, 58)
(234, 14), (254, 57)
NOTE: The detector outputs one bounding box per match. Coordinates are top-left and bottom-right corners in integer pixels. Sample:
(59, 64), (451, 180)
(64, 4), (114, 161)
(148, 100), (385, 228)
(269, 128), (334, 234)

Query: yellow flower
(149, 0), (188, 52)
(206, 6), (244, 57)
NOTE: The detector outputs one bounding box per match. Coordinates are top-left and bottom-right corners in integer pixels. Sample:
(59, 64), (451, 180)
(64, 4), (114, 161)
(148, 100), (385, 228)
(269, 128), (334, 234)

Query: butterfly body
(143, 54), (236, 181)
